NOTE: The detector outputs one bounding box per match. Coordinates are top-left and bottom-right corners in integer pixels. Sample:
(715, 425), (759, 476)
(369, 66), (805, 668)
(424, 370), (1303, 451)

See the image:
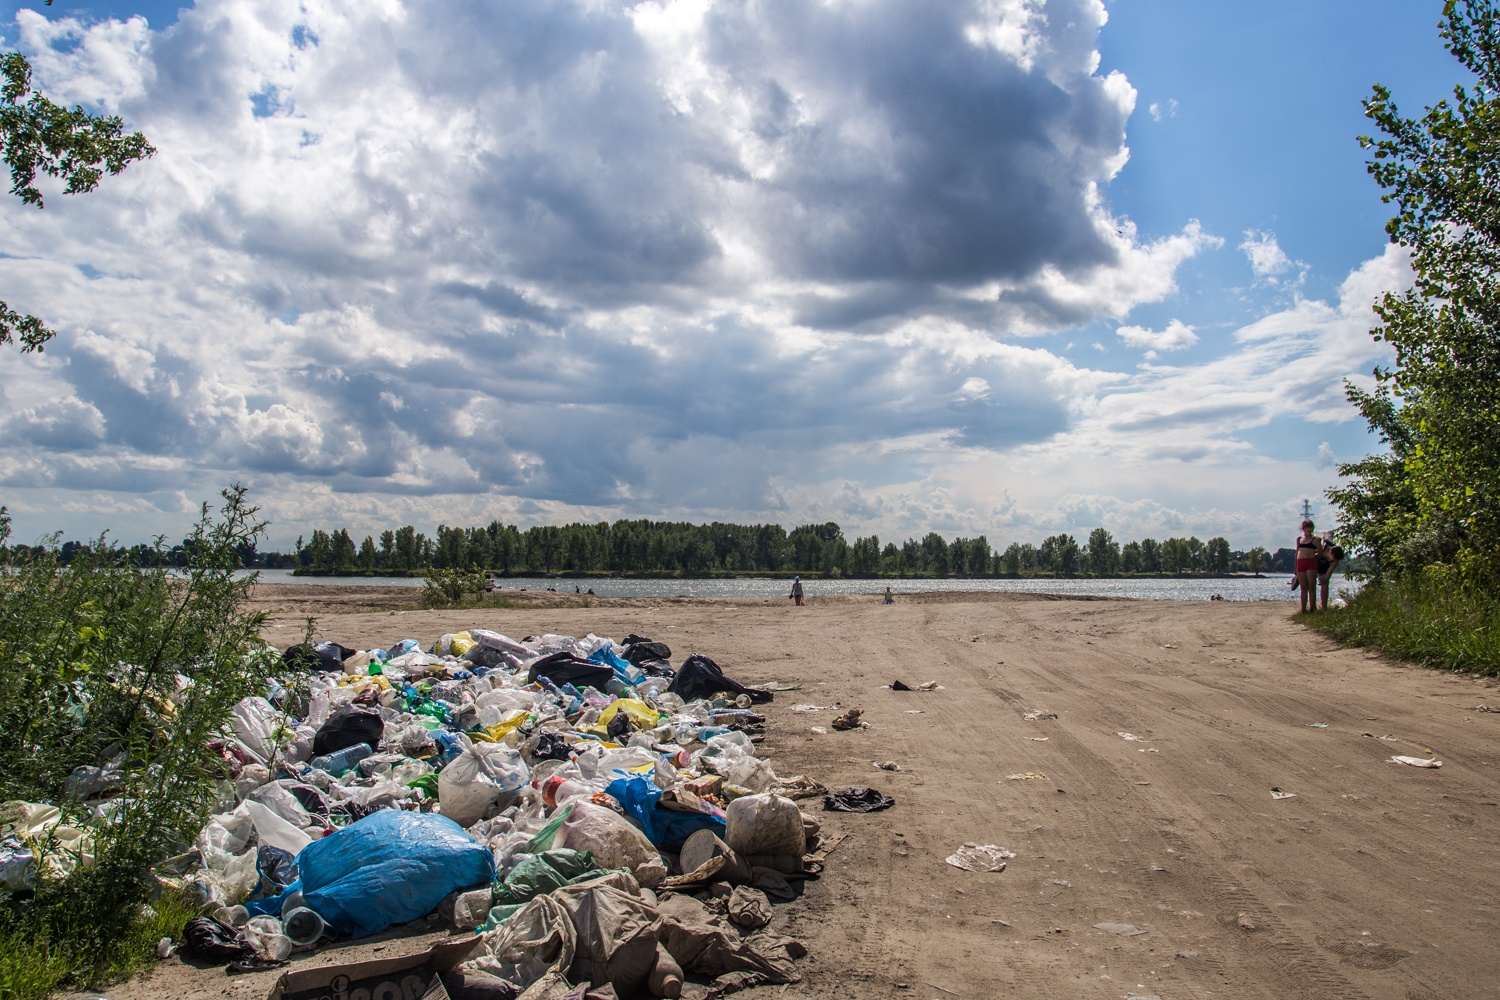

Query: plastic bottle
(696, 725), (732, 742)
(537, 775), (597, 807)
(283, 907), (326, 948)
(306, 743), (373, 776)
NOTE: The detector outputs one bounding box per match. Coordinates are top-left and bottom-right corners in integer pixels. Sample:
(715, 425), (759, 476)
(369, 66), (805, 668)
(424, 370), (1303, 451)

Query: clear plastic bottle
(306, 743), (373, 776)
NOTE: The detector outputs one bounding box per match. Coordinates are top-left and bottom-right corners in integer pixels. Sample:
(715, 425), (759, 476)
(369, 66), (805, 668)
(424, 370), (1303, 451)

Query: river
(242, 569), (1354, 603)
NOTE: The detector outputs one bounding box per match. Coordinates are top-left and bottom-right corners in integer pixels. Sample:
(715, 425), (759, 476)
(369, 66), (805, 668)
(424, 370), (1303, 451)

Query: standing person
(883, 585), (894, 605)
(790, 575), (805, 606)
(1293, 519), (1320, 613)
(1318, 540), (1344, 611)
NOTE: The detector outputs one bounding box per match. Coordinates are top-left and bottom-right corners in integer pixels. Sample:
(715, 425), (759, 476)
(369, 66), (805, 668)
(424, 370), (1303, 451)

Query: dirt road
(104, 589), (1500, 1000)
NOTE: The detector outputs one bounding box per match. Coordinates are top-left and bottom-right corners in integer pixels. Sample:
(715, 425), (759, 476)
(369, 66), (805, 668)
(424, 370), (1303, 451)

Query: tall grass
(1303, 568), (1500, 676)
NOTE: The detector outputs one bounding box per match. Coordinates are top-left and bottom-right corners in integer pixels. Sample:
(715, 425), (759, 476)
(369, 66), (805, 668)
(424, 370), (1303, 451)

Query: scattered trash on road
(831, 708), (866, 731)
(822, 788), (896, 813)
(944, 844), (1015, 872)
(1390, 755), (1443, 768)
(1093, 922), (1147, 936)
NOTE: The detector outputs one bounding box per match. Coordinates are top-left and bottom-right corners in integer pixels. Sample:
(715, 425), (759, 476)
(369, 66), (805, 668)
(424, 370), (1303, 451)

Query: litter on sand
(1005, 773), (1047, 781)
(944, 844), (1016, 872)
(831, 708), (866, 731)
(822, 787), (895, 813)
(1117, 732), (1145, 742)
(1390, 755), (1444, 768)
(1307, 722), (1330, 728)
(1025, 737), (1049, 742)
(1270, 787), (1297, 800)
(1364, 732), (1399, 741)
(872, 761), (902, 772)
(1093, 922), (1147, 936)
(1023, 710), (1058, 721)
(109, 626), (824, 997)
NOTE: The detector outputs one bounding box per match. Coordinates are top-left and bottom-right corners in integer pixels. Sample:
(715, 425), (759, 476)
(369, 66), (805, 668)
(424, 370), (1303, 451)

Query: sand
(86, 586), (1500, 1000)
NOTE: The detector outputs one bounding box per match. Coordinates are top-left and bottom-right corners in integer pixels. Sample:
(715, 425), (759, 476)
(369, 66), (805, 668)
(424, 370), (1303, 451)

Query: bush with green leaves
(0, 486), (273, 995)
(419, 564), (490, 608)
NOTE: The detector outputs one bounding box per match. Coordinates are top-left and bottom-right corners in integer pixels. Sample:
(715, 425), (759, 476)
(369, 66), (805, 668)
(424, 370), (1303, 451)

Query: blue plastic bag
(294, 810), (496, 938)
(606, 774), (725, 851)
(587, 645), (637, 685)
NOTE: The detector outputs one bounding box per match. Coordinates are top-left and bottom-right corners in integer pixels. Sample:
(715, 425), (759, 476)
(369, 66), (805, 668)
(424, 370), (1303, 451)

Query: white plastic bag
(558, 802), (667, 888)
(243, 799), (313, 856)
(725, 794), (804, 859)
(230, 697), (282, 765)
(439, 735), (530, 828)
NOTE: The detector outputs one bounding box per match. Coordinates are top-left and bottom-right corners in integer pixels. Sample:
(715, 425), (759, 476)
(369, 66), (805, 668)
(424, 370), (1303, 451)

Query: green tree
(1246, 545), (1268, 575)
(1120, 540), (1142, 573)
(1086, 527), (1119, 576)
(1205, 536), (1231, 574)
(358, 534), (377, 571)
(1336, 0), (1500, 577)
(0, 48), (155, 352)
(1139, 537), (1161, 573)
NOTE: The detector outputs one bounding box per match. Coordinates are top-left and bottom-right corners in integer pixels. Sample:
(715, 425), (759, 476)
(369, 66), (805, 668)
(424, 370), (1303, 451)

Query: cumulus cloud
(1115, 318), (1197, 356)
(0, 0), (1225, 542)
(1240, 229), (1306, 286)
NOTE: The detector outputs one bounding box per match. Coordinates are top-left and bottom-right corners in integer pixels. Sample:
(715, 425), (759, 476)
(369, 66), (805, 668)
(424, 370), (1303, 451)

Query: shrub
(0, 486), (273, 996)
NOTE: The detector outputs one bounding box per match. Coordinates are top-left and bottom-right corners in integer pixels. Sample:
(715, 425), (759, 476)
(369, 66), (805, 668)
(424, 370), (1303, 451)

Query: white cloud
(1115, 318), (1198, 355)
(0, 0), (1314, 548)
(1239, 229), (1307, 286)
(1147, 98), (1177, 121)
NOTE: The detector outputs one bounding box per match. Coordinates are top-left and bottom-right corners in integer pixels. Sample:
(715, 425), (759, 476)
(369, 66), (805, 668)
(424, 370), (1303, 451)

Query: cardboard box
(266, 936), (481, 1000)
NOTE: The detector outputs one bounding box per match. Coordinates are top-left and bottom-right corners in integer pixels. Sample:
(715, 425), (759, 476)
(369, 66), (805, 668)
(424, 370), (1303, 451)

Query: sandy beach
(92, 586), (1500, 1000)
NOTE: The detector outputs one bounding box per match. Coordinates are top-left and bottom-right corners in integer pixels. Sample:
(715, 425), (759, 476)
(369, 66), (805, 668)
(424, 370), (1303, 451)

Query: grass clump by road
(1302, 569), (1500, 677)
(0, 487), (273, 999)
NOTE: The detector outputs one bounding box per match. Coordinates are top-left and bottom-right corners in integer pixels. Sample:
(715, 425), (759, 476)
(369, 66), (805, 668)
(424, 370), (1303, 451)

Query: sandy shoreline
(85, 586), (1500, 1000)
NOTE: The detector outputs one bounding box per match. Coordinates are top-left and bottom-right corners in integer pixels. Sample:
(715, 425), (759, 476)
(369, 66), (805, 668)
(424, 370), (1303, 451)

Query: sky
(0, 0), (1469, 552)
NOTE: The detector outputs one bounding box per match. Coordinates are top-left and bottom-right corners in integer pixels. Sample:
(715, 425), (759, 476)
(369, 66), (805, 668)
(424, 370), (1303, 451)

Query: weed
(1303, 568), (1500, 676)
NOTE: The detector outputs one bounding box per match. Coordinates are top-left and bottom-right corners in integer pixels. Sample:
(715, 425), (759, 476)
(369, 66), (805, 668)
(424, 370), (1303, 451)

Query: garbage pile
(174, 628), (825, 997)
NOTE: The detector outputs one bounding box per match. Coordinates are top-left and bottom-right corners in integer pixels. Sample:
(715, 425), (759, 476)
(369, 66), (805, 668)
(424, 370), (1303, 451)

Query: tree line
(263, 519), (1289, 578)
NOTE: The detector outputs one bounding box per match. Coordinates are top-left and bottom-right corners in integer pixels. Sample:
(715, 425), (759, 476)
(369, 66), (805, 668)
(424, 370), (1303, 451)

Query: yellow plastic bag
(471, 710), (531, 743)
(589, 699), (661, 736)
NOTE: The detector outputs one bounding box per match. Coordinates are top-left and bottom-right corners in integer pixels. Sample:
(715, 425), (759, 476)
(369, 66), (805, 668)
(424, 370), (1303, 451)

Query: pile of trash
(93, 628), (829, 997)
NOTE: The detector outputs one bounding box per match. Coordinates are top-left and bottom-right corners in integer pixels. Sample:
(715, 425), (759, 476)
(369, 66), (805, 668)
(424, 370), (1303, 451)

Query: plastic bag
(557, 881), (662, 996)
(468, 893), (575, 990)
(231, 697), (282, 765)
(557, 802), (666, 888)
(492, 849), (602, 907)
(297, 810), (497, 938)
(243, 800), (313, 856)
(311, 704), (384, 757)
(439, 735), (530, 828)
(606, 774), (725, 851)
(724, 794), (804, 859)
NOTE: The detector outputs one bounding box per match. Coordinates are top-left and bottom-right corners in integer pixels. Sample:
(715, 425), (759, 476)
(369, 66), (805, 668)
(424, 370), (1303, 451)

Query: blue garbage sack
(294, 810), (496, 938)
(587, 645), (637, 685)
(606, 773), (725, 851)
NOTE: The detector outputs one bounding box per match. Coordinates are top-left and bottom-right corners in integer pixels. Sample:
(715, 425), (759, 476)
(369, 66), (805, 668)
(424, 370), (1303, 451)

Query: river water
(244, 569), (1353, 603)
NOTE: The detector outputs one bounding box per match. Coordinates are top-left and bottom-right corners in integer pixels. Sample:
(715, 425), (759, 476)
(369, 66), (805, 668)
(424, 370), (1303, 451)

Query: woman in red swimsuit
(1294, 519), (1320, 613)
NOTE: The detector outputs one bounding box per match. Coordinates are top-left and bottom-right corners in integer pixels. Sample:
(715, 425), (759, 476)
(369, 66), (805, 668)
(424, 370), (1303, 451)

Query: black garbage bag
(527, 651), (614, 691)
(667, 653), (772, 704)
(282, 640), (354, 672)
(823, 787), (895, 812)
(311, 704), (385, 757)
(254, 844), (299, 897)
(281, 780), (331, 817)
(636, 658), (676, 679)
(623, 639), (672, 665)
(183, 916), (255, 962)
(463, 645), (512, 670)
(531, 729), (574, 763)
